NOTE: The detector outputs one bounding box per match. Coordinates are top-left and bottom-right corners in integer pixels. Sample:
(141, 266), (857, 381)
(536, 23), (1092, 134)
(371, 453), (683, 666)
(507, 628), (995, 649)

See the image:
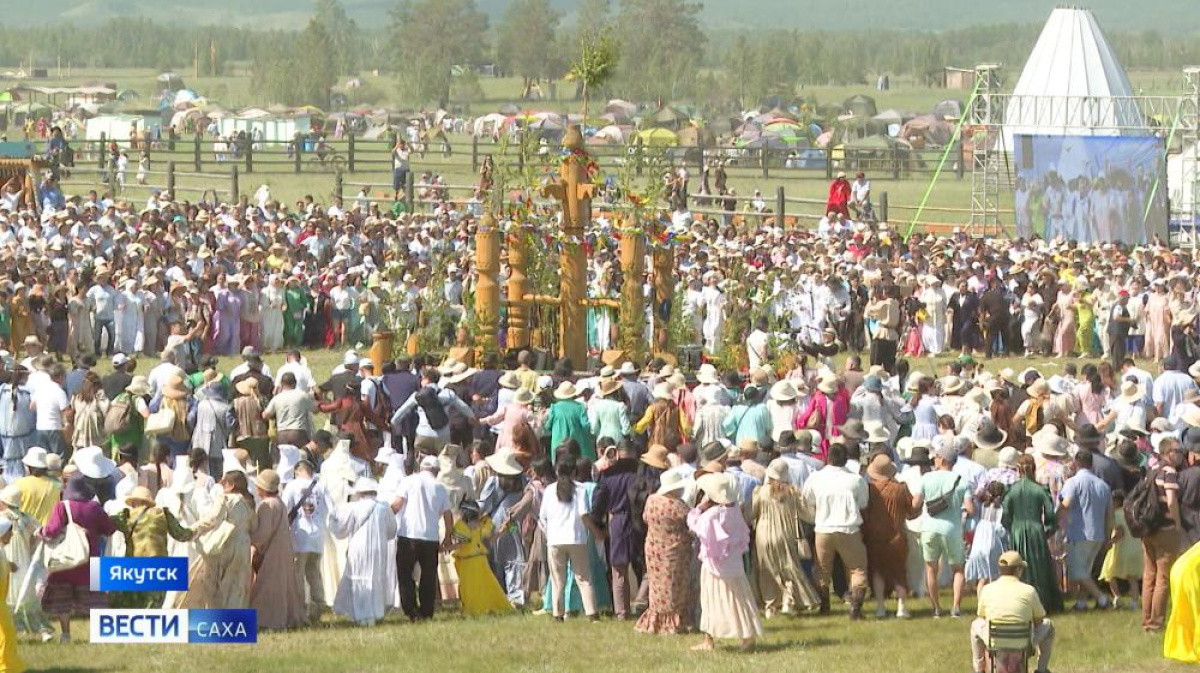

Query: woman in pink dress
(1053, 284), (1077, 357)
(1072, 365), (1109, 427)
(1144, 281), (1171, 361)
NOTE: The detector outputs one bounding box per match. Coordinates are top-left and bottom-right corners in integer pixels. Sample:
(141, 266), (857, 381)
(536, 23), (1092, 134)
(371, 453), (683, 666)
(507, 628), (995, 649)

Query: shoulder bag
(43, 501), (91, 573)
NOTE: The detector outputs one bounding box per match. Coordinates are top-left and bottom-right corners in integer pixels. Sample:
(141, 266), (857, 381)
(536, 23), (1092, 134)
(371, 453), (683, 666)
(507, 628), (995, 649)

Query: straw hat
(254, 469), (281, 493)
(235, 377), (259, 397)
(656, 471), (688, 496)
(485, 449), (524, 476)
(765, 458), (789, 483)
(1032, 430), (1069, 458)
(512, 389), (535, 406)
(998, 447), (1020, 469)
(652, 382), (673, 401)
(864, 421), (891, 444)
(498, 372), (520, 389)
(1117, 380), (1145, 404)
(553, 382), (581, 400)
(126, 376), (152, 396)
(0, 485), (21, 510)
(1028, 379), (1050, 398)
(21, 446), (48, 469)
(163, 376), (189, 400)
(769, 380), (799, 403)
(597, 378), (622, 397)
(696, 472), (737, 505)
(817, 372), (840, 395)
(124, 486), (156, 507)
(941, 376), (966, 395)
(640, 444), (670, 470)
(696, 364), (720, 385)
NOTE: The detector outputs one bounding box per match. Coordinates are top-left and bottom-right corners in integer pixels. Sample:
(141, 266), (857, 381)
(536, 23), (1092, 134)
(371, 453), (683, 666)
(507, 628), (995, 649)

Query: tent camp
(85, 114), (145, 142)
(900, 114), (955, 148)
(217, 114), (312, 144)
(677, 126), (716, 148)
(1004, 7), (1143, 143)
(647, 106), (689, 129)
(635, 127), (678, 147)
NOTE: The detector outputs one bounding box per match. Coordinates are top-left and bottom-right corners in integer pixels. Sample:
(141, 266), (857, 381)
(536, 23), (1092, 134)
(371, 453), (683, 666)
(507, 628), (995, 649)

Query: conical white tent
(1003, 7), (1144, 145)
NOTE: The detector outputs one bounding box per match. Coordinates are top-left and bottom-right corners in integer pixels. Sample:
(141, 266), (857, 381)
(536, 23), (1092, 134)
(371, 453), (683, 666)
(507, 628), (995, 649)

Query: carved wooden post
(475, 212), (501, 355)
(652, 220), (674, 353)
(540, 125), (594, 367)
(506, 224), (530, 351)
(618, 220), (645, 355)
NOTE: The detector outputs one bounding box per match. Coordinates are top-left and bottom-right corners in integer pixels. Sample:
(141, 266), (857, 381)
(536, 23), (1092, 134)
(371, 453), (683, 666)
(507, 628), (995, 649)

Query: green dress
(545, 399), (595, 462)
(284, 287), (310, 348)
(108, 392), (146, 458)
(1001, 477), (1064, 613)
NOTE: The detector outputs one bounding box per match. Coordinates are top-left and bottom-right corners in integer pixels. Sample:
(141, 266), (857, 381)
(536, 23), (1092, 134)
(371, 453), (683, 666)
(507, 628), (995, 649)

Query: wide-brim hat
(437, 358), (461, 375)
(696, 364), (720, 385)
(839, 419), (867, 440)
(124, 486), (156, 507)
(998, 446), (1020, 469)
(554, 381), (581, 400)
(597, 378), (622, 397)
(904, 446), (933, 466)
(641, 444), (670, 470)
(941, 376), (966, 395)
(126, 376), (152, 396)
(163, 376), (189, 400)
(817, 373), (840, 395)
(972, 422), (1008, 451)
(485, 449), (524, 476)
(1028, 379), (1050, 398)
(1118, 380), (1145, 404)
(353, 477), (380, 495)
(619, 362), (639, 376)
(696, 472), (737, 505)
(512, 389), (535, 406)
(1032, 431), (1069, 458)
(73, 445), (117, 479)
(765, 458), (789, 483)
(235, 377), (259, 397)
(770, 380), (798, 402)
(0, 485), (21, 510)
(656, 471), (688, 496)
(21, 446), (48, 469)
(652, 382), (672, 401)
(254, 469), (281, 493)
(864, 421), (891, 444)
(498, 372), (521, 389)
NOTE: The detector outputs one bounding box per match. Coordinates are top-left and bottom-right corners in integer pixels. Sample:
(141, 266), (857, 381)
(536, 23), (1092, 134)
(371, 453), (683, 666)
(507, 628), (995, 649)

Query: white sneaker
(39, 632), (55, 643)
(896, 607), (911, 619)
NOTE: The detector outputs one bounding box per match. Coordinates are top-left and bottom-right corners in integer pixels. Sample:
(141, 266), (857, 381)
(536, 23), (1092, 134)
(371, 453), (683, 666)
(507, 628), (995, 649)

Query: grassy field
(17, 598), (1191, 673)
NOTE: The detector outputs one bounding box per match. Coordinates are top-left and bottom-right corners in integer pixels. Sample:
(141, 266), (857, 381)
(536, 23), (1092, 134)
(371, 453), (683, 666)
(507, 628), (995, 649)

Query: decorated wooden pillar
(618, 220), (645, 355)
(506, 224), (530, 350)
(652, 219), (674, 353)
(541, 125), (596, 367)
(474, 212), (501, 355)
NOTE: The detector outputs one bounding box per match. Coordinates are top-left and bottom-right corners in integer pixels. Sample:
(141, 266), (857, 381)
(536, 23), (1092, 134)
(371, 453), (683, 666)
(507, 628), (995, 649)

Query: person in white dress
(700, 273), (726, 353)
(114, 278), (145, 354)
(328, 477), (397, 626)
(683, 277), (705, 344)
(260, 275), (286, 353)
(920, 276), (947, 355)
(318, 440), (368, 605)
(1020, 284), (1044, 356)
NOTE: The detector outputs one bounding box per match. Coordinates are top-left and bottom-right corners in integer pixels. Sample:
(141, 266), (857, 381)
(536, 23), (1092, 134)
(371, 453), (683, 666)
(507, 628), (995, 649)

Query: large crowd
(0, 161), (1193, 671)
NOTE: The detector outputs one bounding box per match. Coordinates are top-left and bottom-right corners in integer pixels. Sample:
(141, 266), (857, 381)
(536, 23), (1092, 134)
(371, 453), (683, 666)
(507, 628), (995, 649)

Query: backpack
(415, 387), (449, 431)
(1124, 469), (1168, 539)
(103, 393), (136, 436)
(370, 378), (393, 422)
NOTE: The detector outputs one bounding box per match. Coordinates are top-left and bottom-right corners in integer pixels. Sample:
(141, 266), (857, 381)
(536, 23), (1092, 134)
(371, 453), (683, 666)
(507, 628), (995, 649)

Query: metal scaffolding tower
(968, 65), (1004, 237)
(967, 64), (1200, 244)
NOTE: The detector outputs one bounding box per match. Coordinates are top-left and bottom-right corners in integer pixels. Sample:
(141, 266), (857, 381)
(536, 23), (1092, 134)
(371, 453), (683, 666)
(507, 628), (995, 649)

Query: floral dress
(635, 493), (697, 634)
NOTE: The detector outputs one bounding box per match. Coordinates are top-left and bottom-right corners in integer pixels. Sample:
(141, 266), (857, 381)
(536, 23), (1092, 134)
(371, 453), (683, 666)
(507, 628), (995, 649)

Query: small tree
(566, 28), (618, 120)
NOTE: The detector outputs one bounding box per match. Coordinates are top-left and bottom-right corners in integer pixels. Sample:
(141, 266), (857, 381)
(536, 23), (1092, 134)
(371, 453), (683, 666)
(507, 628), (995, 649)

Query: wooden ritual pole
(474, 212), (501, 355)
(541, 125), (595, 367)
(617, 219), (645, 356)
(506, 225), (530, 351)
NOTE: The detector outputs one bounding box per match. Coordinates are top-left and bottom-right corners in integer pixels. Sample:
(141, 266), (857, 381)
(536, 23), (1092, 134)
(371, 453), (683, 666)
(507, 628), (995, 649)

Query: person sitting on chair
(970, 550), (1056, 673)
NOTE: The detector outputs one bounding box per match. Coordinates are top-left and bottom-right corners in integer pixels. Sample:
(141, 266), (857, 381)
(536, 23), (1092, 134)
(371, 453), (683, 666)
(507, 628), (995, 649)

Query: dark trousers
(870, 338), (897, 374)
(94, 318), (115, 356)
(1109, 333), (1127, 371)
(396, 536), (440, 619)
(984, 318), (1008, 357)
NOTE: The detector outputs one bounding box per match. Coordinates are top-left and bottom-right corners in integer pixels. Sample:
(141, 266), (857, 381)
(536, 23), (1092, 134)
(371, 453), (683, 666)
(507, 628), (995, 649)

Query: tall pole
(474, 212), (501, 355)
(617, 221), (645, 357)
(506, 225), (530, 351)
(541, 124), (595, 367)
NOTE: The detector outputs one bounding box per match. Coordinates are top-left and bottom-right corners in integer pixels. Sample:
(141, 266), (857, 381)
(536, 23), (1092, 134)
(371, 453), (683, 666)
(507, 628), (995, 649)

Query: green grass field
(17, 598), (1191, 673)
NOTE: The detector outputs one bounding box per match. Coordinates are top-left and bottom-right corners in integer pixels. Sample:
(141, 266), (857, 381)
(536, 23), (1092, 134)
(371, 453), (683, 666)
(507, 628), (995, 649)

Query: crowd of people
(0, 162), (1193, 669)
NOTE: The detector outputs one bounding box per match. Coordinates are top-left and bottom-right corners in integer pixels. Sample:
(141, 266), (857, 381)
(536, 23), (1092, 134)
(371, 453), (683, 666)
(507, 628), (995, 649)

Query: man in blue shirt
(1057, 450), (1113, 610)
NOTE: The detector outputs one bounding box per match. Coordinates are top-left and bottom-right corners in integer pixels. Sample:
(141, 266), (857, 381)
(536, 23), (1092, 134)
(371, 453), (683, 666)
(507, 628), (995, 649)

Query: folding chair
(986, 621), (1033, 673)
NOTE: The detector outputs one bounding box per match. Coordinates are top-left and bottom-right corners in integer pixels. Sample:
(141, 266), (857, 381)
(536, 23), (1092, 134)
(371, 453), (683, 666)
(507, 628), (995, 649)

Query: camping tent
(677, 126), (716, 148)
(648, 106), (689, 129)
(85, 114), (145, 142)
(932, 99), (964, 120)
(1004, 7), (1143, 143)
(156, 73), (185, 92)
(635, 127), (678, 147)
(900, 114), (955, 148)
(842, 95), (877, 118)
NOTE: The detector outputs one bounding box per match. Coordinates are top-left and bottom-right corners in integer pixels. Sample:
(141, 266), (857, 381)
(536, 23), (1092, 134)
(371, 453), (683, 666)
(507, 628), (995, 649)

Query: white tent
(1004, 7), (1144, 145)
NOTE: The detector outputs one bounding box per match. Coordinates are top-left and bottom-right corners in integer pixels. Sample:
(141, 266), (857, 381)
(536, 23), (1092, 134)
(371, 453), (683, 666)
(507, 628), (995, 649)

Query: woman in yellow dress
(451, 502), (512, 616)
(1164, 540), (1200, 663)
(0, 518), (26, 673)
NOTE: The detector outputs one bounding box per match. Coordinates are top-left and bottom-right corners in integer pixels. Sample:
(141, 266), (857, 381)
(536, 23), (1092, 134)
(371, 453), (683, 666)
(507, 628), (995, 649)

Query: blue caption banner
(90, 609), (258, 644)
(91, 557), (189, 592)
(188, 609), (258, 644)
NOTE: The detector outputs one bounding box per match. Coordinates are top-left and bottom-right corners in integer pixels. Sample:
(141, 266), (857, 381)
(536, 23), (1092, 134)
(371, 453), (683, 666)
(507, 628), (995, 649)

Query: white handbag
(144, 406), (176, 437)
(43, 502), (90, 573)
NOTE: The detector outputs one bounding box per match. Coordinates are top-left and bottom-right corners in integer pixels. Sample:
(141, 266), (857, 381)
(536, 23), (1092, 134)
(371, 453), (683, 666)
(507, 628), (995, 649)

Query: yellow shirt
(514, 368), (539, 395)
(977, 575), (1047, 622)
(15, 475), (61, 526)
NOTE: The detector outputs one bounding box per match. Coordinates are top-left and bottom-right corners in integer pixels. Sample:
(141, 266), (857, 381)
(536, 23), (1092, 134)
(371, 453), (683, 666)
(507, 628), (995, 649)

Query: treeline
(3, 1), (1200, 108)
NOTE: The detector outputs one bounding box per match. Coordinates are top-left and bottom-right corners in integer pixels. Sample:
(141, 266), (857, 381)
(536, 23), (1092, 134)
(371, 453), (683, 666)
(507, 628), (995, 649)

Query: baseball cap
(998, 550), (1026, 569)
(112, 353), (129, 367)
